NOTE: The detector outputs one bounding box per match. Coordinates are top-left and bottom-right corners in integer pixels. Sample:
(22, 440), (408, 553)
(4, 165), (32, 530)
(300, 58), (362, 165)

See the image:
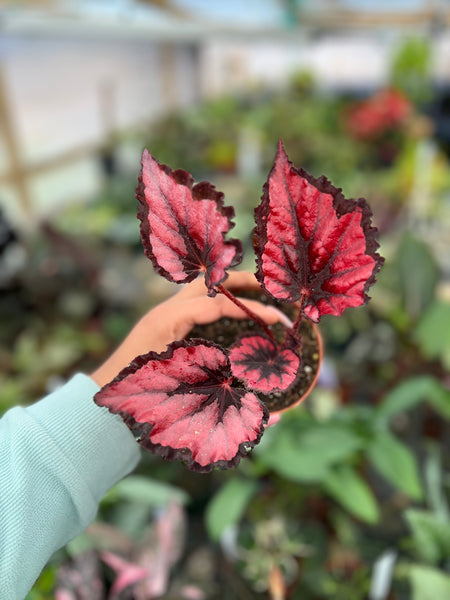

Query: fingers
(234, 298), (293, 328)
(222, 270), (260, 291)
(239, 299), (293, 328)
(169, 276), (208, 301)
(266, 413), (281, 427)
(168, 271), (261, 302)
(165, 271), (292, 342)
(172, 295), (285, 338)
(91, 272), (290, 387)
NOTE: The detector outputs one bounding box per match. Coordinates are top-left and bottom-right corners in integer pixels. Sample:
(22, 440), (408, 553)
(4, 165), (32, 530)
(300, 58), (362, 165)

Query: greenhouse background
(1, 1), (450, 599)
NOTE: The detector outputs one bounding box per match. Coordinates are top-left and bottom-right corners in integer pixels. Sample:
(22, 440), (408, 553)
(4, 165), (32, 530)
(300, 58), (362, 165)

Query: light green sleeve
(0, 373), (141, 600)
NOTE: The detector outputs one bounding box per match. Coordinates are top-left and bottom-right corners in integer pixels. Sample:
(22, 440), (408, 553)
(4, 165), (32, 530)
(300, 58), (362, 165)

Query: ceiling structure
(1, 0), (449, 38)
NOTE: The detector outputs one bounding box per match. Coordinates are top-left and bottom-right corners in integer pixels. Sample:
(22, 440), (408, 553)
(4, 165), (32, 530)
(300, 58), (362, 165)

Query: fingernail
(266, 413), (281, 427)
(266, 306), (293, 328)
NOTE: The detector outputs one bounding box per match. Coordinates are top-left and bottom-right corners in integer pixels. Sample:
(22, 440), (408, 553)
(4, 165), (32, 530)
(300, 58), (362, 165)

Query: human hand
(90, 271), (287, 399)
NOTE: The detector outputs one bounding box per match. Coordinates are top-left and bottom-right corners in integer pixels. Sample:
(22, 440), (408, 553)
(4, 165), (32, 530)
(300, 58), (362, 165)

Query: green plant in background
(198, 221), (450, 597)
(144, 74), (364, 187)
(238, 516), (311, 594)
(390, 36), (433, 107)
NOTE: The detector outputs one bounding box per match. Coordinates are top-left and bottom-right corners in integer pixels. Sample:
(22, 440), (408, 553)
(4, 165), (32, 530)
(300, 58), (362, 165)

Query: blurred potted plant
(343, 88), (412, 167)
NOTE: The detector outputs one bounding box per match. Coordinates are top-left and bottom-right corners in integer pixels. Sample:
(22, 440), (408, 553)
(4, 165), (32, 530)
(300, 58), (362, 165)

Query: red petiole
(216, 284), (277, 342)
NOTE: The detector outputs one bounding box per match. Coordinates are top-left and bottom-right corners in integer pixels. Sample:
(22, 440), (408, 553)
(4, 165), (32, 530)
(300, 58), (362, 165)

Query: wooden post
(0, 65), (32, 215)
(98, 79), (117, 178)
(158, 41), (178, 113)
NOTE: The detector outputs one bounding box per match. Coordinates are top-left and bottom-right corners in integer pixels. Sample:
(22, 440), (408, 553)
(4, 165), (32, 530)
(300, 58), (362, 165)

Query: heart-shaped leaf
(137, 150), (242, 295)
(229, 334), (300, 393)
(254, 141), (384, 322)
(94, 340), (268, 472)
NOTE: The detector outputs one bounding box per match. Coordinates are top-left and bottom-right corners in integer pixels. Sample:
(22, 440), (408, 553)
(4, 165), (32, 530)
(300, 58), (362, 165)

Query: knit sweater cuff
(26, 373), (141, 509)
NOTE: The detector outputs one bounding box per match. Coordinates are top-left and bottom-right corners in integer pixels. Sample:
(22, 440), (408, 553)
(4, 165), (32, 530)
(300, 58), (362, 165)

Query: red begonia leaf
(94, 340), (268, 473)
(137, 150), (242, 295)
(254, 140), (384, 322)
(229, 334), (301, 394)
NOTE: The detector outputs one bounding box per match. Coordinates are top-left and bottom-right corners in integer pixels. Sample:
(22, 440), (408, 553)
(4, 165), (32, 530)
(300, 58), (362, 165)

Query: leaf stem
(293, 310), (303, 333)
(290, 297), (306, 345)
(216, 284), (276, 341)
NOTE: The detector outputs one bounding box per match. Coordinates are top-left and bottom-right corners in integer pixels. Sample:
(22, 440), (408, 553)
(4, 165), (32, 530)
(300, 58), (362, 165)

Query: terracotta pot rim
(188, 287), (324, 415)
(269, 321), (323, 415)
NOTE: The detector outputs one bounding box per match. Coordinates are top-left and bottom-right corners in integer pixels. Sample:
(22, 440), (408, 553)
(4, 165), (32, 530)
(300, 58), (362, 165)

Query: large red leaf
(229, 334), (300, 394)
(254, 141), (384, 322)
(137, 150), (242, 295)
(94, 340), (268, 472)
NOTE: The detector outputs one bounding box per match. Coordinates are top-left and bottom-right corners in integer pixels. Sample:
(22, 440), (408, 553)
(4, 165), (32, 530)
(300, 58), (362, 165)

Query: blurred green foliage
(143, 78), (364, 187)
(390, 36), (433, 106)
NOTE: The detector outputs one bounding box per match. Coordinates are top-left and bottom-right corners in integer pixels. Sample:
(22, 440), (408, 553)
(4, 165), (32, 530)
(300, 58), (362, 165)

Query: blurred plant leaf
(66, 521), (134, 557)
(375, 375), (450, 425)
(390, 36), (432, 104)
(255, 425), (363, 483)
(55, 551), (103, 600)
(323, 465), (379, 524)
(108, 502), (153, 539)
(395, 231), (439, 321)
(11, 325), (105, 379)
(0, 376), (26, 414)
(367, 432), (423, 500)
(405, 564), (450, 600)
(424, 442), (449, 520)
(427, 387), (450, 420)
(205, 478), (258, 541)
(12, 329), (82, 375)
(404, 509), (450, 565)
(102, 475), (189, 508)
(413, 300), (450, 369)
(66, 532), (97, 558)
(25, 565), (57, 599)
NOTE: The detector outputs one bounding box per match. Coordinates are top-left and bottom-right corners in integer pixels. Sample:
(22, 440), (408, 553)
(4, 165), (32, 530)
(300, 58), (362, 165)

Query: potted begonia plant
(95, 140), (383, 473)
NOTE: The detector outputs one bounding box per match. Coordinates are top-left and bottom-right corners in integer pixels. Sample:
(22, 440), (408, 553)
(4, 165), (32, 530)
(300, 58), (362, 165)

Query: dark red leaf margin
(94, 339), (269, 473)
(254, 140), (384, 321)
(136, 150), (242, 296)
(229, 333), (301, 394)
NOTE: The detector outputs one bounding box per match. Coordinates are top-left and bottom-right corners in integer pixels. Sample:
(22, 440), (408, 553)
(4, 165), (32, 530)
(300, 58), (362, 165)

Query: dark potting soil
(189, 288), (321, 413)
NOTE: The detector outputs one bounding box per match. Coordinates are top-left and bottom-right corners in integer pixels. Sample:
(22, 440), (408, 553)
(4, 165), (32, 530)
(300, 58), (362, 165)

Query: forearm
(0, 374), (140, 600)
(0, 272), (282, 599)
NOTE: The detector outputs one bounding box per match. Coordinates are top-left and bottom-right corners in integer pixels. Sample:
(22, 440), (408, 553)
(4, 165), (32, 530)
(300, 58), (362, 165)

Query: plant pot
(189, 288), (323, 415)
